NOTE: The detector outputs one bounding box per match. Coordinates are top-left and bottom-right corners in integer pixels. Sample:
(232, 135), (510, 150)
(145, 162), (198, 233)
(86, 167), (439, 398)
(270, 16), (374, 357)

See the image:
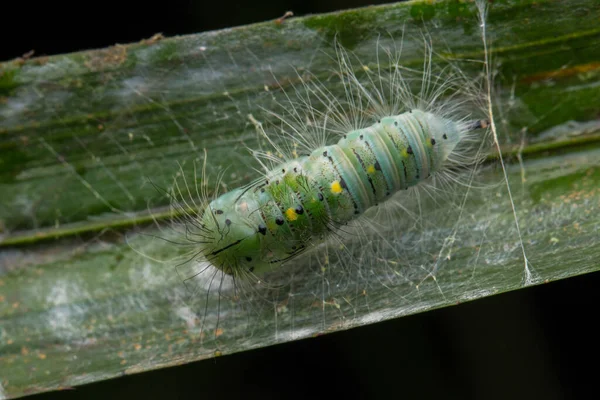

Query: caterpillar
(164, 34), (495, 312)
(139, 0), (535, 340)
(200, 109), (488, 278)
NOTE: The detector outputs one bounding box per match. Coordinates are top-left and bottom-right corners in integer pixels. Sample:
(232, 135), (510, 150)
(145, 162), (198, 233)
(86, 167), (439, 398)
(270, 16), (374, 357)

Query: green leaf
(1, 0), (600, 397)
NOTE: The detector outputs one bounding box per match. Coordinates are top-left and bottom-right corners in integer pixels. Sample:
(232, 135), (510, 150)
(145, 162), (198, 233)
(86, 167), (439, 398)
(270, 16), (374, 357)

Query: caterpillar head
(200, 189), (265, 277)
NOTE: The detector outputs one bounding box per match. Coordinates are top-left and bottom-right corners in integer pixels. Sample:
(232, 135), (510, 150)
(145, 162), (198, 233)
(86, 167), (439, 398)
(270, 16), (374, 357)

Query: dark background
(4, 1), (599, 399)
(3, 0), (397, 61)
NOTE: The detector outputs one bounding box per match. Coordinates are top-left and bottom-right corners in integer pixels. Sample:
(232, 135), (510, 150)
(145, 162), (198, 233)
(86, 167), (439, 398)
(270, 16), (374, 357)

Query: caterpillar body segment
(201, 109), (482, 277)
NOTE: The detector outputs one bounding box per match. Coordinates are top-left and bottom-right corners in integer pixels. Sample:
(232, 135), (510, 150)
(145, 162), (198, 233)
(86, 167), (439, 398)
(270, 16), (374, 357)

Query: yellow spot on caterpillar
(331, 181), (343, 194)
(286, 208), (298, 221)
(401, 148), (408, 158)
(367, 165), (375, 174)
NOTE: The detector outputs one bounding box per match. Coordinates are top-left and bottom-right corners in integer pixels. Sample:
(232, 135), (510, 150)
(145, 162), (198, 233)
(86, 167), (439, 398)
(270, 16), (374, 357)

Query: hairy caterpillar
(199, 110), (488, 277)
(134, 0), (536, 340)
(160, 29), (496, 326)
(8, 2), (593, 395)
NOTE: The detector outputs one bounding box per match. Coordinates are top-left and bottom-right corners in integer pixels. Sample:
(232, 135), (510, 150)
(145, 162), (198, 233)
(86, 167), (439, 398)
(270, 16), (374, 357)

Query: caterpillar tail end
(466, 119), (490, 131)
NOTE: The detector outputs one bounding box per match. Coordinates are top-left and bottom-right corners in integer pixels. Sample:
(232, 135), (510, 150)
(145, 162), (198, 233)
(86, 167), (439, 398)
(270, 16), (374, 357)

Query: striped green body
(202, 109), (464, 276)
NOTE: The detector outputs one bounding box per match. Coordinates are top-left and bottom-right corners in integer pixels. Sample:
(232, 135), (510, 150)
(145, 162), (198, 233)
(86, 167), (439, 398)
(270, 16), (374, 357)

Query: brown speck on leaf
(34, 56), (49, 66)
(521, 62), (600, 84)
(84, 44), (128, 71)
(141, 33), (165, 45)
(215, 328), (224, 337)
(276, 297), (289, 313)
(21, 50), (35, 60)
(275, 11), (294, 25)
(14, 50), (36, 66)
